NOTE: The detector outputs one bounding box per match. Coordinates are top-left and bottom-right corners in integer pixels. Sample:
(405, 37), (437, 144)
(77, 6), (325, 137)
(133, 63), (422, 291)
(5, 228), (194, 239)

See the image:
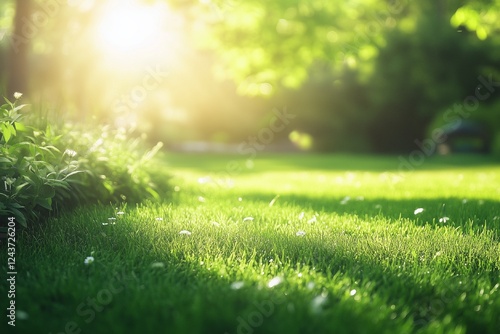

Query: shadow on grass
(121, 203), (498, 334)
(237, 192), (500, 235)
(12, 202), (499, 334)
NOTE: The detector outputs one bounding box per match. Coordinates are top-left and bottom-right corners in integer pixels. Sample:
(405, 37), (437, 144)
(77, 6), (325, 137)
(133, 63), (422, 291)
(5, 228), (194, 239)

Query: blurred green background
(1, 0), (500, 153)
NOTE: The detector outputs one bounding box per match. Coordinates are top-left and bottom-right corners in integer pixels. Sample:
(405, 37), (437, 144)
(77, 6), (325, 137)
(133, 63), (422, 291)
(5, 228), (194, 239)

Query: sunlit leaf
(476, 26), (488, 40)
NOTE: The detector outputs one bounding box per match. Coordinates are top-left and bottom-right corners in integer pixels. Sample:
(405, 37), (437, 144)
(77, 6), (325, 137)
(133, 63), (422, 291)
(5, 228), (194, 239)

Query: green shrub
(58, 123), (167, 206)
(0, 94), (169, 227)
(0, 94), (79, 226)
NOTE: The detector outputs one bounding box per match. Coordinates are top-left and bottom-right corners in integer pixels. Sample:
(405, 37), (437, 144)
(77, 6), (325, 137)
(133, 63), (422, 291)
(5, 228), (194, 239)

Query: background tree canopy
(1, 0), (499, 152)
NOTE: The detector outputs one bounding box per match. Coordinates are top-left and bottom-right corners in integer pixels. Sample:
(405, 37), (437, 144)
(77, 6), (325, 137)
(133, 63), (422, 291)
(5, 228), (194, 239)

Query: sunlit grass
(4, 154), (500, 333)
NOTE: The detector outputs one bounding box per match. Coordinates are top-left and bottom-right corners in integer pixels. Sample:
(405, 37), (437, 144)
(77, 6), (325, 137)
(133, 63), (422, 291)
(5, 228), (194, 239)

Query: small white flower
(298, 212), (305, 220)
(211, 221), (220, 227)
(439, 217), (450, 223)
(267, 276), (283, 288)
(179, 230), (192, 235)
(340, 196), (350, 205)
(64, 149), (77, 158)
(296, 230), (306, 237)
(310, 294), (328, 313)
(230, 281), (244, 290)
(307, 216), (317, 224)
(198, 196), (206, 203)
(13, 92), (23, 99)
(108, 217), (116, 225)
(414, 208), (424, 215)
(156, 217), (163, 221)
(151, 262), (165, 268)
(116, 211), (125, 216)
(243, 217), (254, 222)
(350, 289), (357, 296)
(84, 256), (94, 265)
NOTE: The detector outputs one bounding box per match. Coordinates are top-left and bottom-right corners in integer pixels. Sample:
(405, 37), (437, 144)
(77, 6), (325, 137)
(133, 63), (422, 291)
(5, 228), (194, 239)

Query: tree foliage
(1, 0), (499, 152)
(193, 0), (500, 151)
(194, 0), (499, 88)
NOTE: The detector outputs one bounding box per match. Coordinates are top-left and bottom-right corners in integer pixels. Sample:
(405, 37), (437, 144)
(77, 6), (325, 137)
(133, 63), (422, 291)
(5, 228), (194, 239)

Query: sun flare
(93, 0), (183, 66)
(97, 6), (158, 53)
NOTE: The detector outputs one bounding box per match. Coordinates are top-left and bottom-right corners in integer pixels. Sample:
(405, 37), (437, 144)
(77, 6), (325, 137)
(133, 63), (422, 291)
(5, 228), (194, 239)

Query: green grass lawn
(2, 153), (500, 334)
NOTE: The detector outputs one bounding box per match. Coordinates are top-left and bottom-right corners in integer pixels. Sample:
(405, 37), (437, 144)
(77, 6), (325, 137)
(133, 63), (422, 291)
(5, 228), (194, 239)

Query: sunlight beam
(92, 0), (183, 67)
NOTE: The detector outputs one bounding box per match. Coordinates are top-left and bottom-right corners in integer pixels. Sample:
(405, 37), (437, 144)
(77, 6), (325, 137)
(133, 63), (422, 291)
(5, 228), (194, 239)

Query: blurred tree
(191, 0), (425, 91)
(451, 0), (500, 41)
(6, 0), (31, 97)
(192, 0), (500, 151)
(366, 13), (498, 151)
(1, 0), (499, 151)
(275, 64), (371, 152)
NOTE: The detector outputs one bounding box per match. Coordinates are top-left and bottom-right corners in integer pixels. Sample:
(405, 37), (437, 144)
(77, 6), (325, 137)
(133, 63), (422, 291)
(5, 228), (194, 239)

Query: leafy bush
(0, 95), (78, 225)
(0, 94), (169, 227)
(58, 124), (166, 206)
